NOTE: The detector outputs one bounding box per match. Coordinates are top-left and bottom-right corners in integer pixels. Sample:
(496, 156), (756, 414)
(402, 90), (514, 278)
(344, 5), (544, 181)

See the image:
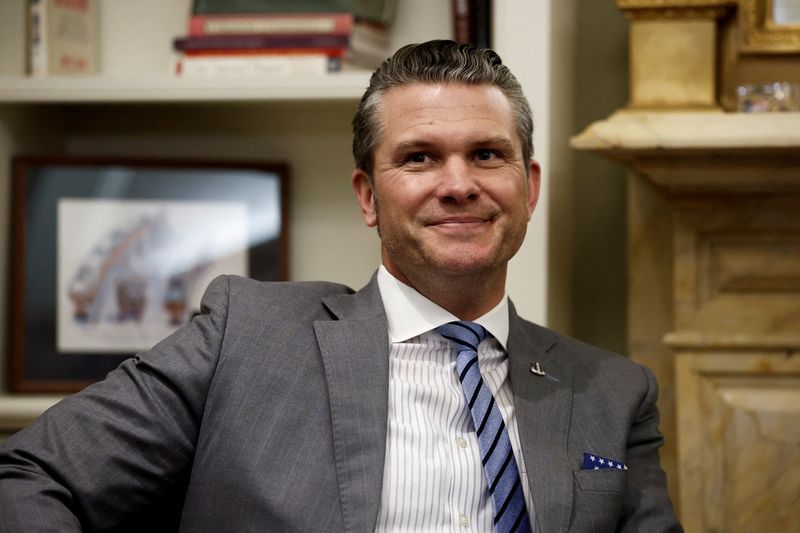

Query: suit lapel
(507, 303), (574, 533)
(315, 276), (390, 533)
(313, 281), (578, 531)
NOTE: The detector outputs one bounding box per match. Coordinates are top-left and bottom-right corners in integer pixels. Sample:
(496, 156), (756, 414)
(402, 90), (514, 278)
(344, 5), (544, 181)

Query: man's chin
(427, 254), (502, 278)
(384, 242), (508, 280)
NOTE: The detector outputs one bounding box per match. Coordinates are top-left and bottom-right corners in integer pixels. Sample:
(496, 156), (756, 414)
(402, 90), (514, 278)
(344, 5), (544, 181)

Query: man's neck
(383, 264), (507, 321)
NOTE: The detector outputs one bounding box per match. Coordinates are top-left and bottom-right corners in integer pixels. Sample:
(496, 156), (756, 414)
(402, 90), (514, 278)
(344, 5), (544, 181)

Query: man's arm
(0, 276), (231, 532)
(618, 364), (683, 532)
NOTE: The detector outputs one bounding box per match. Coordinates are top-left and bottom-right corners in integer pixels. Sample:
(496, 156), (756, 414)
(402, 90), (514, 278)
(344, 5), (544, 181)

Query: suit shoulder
(224, 275), (354, 299)
(202, 275), (354, 317)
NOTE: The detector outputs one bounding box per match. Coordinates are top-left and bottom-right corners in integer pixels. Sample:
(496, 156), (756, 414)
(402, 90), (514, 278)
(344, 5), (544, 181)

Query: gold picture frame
(740, 0), (800, 53)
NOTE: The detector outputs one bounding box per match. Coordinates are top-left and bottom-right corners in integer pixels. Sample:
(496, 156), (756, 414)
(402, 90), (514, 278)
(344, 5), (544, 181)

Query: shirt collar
(376, 265), (509, 350)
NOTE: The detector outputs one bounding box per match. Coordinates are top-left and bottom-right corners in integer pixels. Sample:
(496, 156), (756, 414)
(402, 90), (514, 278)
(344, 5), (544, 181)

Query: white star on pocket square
(582, 452), (627, 470)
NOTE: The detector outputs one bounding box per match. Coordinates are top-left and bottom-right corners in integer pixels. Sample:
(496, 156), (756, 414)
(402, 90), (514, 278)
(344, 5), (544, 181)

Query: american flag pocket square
(582, 452), (627, 470)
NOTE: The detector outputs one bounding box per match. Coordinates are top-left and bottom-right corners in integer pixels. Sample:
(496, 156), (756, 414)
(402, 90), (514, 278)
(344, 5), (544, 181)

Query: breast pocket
(573, 468), (627, 494)
(571, 470), (627, 531)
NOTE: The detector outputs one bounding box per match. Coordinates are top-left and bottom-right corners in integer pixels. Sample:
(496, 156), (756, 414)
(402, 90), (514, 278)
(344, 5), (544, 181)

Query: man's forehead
(379, 81), (509, 105)
(376, 83), (512, 124)
(374, 82), (517, 143)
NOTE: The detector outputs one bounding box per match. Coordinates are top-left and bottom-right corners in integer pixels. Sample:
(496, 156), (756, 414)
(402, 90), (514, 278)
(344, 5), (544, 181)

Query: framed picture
(8, 156), (288, 393)
(740, 0), (800, 53)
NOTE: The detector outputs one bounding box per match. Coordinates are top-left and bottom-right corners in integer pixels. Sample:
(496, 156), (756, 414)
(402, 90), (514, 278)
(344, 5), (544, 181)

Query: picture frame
(740, 0), (800, 53)
(8, 156), (288, 393)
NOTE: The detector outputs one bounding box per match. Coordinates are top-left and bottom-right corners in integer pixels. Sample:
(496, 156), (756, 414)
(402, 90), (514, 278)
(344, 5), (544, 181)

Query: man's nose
(437, 156), (479, 203)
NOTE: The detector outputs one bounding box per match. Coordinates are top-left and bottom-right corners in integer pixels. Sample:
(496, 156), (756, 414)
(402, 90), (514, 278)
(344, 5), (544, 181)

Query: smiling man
(352, 81), (538, 321)
(0, 41), (681, 532)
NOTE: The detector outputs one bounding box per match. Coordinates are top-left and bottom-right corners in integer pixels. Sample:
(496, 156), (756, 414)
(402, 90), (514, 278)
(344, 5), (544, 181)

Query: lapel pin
(530, 362), (545, 376)
(530, 361), (558, 382)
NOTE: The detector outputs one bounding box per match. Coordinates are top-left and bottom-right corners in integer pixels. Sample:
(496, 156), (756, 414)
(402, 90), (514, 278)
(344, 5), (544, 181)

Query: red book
(182, 47), (346, 57)
(173, 33), (350, 52)
(452, 0), (470, 44)
(188, 12), (354, 37)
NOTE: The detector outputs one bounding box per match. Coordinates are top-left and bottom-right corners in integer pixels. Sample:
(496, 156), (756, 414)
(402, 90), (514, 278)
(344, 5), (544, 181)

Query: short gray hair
(352, 39), (533, 178)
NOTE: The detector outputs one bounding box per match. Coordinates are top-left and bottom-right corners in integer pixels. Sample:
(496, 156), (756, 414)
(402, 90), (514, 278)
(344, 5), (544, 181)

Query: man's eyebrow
(389, 139), (435, 153)
(473, 136), (516, 150)
(390, 136), (516, 153)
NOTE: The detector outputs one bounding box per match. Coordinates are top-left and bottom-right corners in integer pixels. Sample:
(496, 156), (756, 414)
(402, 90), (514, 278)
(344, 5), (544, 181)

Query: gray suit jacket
(0, 275), (681, 532)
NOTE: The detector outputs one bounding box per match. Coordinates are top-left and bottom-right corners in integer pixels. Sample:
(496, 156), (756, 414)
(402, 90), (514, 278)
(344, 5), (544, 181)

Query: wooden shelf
(0, 71), (372, 104)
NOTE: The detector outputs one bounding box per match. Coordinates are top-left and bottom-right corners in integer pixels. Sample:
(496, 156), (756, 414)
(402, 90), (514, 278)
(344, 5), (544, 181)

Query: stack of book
(174, 0), (397, 78)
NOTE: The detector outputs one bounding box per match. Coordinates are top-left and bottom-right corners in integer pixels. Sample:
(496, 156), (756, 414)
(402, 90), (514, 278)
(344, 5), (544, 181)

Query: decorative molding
(570, 111), (800, 154)
(622, 6), (730, 19)
(617, 0), (734, 8)
(669, 199), (800, 339)
(740, 0), (800, 52)
(665, 331), (800, 349)
(616, 0), (734, 20)
(676, 352), (800, 531)
(702, 232), (800, 295)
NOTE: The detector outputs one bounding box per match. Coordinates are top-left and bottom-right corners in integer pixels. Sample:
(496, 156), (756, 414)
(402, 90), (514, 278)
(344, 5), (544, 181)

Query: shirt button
(459, 514), (470, 527)
(456, 436), (468, 448)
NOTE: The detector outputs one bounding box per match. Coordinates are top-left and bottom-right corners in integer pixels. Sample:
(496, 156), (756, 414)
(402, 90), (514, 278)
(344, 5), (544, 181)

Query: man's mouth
(426, 215), (494, 232)
(427, 211), (496, 224)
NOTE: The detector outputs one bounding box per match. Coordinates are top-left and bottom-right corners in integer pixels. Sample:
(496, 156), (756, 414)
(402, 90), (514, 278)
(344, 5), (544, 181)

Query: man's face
(352, 82), (540, 289)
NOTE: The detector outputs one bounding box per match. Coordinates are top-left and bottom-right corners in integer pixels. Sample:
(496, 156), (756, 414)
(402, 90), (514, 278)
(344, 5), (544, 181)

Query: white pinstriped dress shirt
(374, 266), (537, 532)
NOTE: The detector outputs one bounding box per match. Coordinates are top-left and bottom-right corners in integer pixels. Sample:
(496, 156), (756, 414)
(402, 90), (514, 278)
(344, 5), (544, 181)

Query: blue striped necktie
(436, 321), (531, 533)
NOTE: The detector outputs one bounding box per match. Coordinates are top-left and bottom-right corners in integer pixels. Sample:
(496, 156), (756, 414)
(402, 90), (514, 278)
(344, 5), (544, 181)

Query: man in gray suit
(0, 40), (681, 532)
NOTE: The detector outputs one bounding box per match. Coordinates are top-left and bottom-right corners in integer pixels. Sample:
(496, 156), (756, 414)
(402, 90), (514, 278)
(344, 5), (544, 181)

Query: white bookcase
(0, 0), (567, 430)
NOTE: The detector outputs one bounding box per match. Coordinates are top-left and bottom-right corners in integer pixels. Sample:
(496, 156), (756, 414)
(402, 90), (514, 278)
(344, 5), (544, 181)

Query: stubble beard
(375, 199), (521, 292)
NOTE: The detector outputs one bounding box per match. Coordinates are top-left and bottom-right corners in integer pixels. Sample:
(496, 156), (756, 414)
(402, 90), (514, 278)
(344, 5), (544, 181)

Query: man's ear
(352, 168), (378, 227)
(526, 159), (541, 219)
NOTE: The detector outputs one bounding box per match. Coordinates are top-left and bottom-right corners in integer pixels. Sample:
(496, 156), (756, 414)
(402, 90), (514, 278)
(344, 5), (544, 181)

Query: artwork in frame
(740, 0), (800, 53)
(8, 156), (288, 393)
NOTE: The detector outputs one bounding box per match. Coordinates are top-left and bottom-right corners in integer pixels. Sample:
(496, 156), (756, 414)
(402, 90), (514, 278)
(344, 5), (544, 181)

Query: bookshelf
(0, 74), (373, 103)
(0, 0), (563, 432)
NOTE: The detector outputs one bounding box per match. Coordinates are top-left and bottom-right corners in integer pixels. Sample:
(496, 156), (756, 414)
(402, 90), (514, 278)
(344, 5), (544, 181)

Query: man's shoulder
(203, 275), (356, 316)
(224, 275), (355, 299)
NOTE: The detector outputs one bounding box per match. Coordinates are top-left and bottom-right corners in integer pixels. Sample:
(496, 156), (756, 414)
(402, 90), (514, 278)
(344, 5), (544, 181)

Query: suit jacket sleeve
(0, 275), (233, 532)
(618, 364), (683, 532)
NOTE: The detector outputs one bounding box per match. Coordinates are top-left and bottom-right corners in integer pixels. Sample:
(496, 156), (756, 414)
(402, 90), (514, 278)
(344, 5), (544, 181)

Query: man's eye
(475, 149), (495, 161)
(407, 152), (428, 163)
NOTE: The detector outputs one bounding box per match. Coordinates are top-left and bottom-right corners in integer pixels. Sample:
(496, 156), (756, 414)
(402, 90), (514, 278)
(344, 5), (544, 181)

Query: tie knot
(435, 321), (488, 353)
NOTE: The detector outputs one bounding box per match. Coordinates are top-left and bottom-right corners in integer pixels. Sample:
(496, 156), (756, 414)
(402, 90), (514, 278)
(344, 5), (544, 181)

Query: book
(182, 47), (346, 57)
(469, 0), (491, 49)
(452, 0), (470, 45)
(27, 0), (100, 76)
(351, 18), (389, 47)
(346, 22), (390, 68)
(183, 12), (387, 67)
(176, 53), (343, 77)
(451, 0), (492, 48)
(188, 12), (354, 36)
(173, 33), (350, 52)
(190, 0), (397, 25)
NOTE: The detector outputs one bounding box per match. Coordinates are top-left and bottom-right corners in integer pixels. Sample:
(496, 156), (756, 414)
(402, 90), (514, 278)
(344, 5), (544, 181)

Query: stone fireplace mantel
(572, 109), (800, 531)
(573, 110), (800, 156)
